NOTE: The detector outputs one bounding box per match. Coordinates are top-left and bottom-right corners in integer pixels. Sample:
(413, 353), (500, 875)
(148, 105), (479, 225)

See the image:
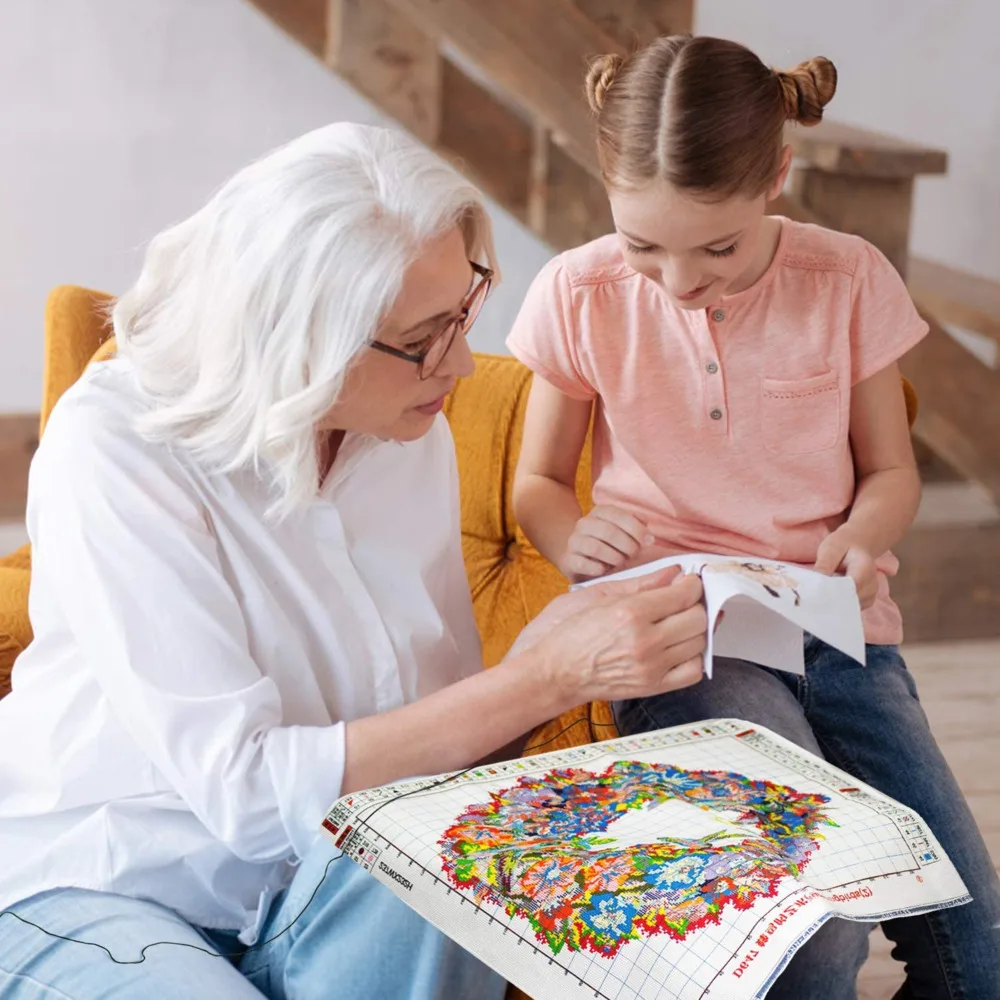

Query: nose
(659, 258), (705, 298)
(437, 328), (476, 380)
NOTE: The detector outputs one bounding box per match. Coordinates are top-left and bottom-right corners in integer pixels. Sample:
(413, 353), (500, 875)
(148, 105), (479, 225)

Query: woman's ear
(768, 145), (793, 201)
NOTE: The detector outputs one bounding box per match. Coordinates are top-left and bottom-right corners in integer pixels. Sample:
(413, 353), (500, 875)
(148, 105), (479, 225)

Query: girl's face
(607, 150), (790, 311)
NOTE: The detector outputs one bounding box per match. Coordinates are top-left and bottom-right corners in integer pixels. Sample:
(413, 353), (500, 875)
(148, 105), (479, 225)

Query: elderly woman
(0, 124), (707, 1000)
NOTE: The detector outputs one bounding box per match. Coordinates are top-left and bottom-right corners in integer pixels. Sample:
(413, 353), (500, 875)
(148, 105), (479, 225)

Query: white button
(712, 308), (726, 322)
(706, 361), (719, 374)
(710, 408), (723, 421)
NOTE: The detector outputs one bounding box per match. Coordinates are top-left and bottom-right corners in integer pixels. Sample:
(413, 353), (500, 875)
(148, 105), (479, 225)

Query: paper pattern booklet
(321, 720), (967, 1000)
(575, 553), (866, 677)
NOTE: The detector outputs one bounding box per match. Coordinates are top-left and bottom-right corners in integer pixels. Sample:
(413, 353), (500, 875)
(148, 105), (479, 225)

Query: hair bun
(777, 56), (837, 126)
(585, 53), (624, 114)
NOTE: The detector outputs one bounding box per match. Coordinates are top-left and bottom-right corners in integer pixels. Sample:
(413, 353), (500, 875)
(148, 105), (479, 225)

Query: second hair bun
(777, 57), (838, 126)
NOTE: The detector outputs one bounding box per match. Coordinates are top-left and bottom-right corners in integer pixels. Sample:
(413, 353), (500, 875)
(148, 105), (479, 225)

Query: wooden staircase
(248, 0), (1000, 641)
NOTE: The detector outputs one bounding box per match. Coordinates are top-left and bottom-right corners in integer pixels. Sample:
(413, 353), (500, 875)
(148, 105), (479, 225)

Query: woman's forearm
(514, 473), (582, 570)
(341, 647), (568, 794)
(846, 466), (921, 556)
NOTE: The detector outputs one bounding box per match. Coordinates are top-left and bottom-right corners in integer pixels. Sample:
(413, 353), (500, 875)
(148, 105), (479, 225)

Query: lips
(676, 282), (712, 302)
(414, 395), (447, 416)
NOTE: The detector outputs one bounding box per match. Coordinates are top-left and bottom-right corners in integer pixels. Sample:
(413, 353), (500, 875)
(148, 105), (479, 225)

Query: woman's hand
(517, 568), (707, 705)
(815, 525), (879, 609)
(559, 505), (653, 581)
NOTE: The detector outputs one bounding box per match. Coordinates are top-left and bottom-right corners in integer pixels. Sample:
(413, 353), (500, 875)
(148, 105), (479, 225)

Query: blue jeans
(0, 837), (506, 1000)
(614, 638), (1000, 1000)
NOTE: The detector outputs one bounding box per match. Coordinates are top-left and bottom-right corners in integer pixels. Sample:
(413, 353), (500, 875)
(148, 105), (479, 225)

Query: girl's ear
(768, 145), (793, 202)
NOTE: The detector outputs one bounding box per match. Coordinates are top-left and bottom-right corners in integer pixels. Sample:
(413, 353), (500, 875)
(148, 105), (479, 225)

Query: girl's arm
(514, 378), (651, 580)
(815, 362), (921, 605)
(513, 377), (592, 569)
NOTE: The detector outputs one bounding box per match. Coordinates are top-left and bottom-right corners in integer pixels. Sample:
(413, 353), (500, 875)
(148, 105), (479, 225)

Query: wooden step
(902, 312), (1000, 504)
(908, 257), (1000, 345)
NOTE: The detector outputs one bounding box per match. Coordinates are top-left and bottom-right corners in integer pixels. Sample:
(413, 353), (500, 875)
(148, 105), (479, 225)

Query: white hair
(113, 122), (498, 519)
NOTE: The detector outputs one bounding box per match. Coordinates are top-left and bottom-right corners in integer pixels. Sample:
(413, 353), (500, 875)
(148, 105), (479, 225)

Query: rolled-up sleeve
(28, 395), (344, 863)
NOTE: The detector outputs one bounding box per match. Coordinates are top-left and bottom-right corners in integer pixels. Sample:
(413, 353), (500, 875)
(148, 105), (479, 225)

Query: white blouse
(0, 359), (482, 939)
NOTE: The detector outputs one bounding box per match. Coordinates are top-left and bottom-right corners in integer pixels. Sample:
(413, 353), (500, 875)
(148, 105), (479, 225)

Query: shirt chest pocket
(761, 371), (843, 455)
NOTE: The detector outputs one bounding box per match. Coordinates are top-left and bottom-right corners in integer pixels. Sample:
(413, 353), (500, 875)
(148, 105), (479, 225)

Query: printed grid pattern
(325, 722), (962, 1000)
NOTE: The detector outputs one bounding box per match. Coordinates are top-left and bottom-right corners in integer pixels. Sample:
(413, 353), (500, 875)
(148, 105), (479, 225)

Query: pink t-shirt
(507, 219), (928, 645)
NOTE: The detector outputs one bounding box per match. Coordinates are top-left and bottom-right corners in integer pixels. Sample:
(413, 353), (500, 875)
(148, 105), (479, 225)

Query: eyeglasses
(370, 261), (493, 380)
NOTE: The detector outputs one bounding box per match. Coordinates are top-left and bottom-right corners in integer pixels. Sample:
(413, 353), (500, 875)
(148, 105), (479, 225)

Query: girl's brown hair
(585, 35), (837, 198)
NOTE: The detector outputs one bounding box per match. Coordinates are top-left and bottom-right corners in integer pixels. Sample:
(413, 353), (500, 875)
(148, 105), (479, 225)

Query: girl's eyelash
(625, 241), (737, 258)
(706, 243), (738, 258)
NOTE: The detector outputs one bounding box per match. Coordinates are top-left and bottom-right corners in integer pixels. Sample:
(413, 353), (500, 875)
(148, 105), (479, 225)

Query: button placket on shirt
(315, 439), (406, 713)
(701, 307), (728, 433)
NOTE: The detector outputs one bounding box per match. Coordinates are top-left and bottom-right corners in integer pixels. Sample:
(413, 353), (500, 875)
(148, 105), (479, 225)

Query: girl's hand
(523, 568), (707, 704)
(815, 526), (879, 609)
(560, 506), (653, 582)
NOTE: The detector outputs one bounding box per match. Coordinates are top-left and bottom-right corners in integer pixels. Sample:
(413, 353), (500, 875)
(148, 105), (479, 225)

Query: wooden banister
(788, 120), (948, 178)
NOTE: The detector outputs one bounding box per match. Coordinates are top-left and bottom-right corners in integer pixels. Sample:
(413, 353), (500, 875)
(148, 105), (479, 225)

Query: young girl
(509, 34), (999, 1000)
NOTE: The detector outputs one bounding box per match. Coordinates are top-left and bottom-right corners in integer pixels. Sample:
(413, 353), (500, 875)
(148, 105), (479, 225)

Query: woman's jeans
(0, 836), (506, 1000)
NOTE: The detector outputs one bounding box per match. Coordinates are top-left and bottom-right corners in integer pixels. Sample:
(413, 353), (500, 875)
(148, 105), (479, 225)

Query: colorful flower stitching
(439, 762), (834, 957)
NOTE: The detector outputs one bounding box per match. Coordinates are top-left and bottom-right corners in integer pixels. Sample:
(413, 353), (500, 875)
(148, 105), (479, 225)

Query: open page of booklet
(575, 553), (866, 677)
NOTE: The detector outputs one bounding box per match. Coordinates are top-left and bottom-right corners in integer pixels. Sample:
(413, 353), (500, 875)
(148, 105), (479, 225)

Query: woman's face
(323, 227), (479, 442)
(607, 153), (789, 311)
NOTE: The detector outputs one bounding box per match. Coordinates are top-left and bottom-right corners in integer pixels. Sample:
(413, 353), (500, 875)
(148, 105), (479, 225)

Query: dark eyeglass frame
(370, 261), (493, 380)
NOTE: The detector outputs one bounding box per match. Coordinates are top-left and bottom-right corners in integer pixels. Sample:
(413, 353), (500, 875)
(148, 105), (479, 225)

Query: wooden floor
(1, 520), (996, 994)
(857, 639), (1000, 998)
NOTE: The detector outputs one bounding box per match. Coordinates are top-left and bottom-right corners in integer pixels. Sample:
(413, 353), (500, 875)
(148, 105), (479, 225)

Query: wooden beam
(894, 524), (1000, 642)
(438, 59), (533, 222)
(246, 0), (328, 57)
(902, 312), (1000, 505)
(0, 415), (37, 521)
(570, 0), (693, 49)
(787, 120), (948, 180)
(909, 257), (1000, 345)
(383, 0), (621, 175)
(327, 0), (441, 145)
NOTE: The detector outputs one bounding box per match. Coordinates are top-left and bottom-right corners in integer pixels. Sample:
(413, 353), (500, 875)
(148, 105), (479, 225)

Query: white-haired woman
(0, 124), (707, 1000)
